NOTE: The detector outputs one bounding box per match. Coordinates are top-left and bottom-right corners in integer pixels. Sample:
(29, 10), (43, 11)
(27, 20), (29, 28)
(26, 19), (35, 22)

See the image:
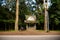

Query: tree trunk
(43, 0), (49, 32)
(15, 0), (19, 31)
(44, 8), (49, 32)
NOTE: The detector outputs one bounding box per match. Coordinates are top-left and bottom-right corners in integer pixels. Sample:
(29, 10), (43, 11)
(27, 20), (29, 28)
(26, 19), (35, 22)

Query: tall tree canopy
(48, 0), (60, 30)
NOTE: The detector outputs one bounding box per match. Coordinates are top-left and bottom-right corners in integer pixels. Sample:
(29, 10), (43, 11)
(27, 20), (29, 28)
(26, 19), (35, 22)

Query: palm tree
(15, 0), (19, 31)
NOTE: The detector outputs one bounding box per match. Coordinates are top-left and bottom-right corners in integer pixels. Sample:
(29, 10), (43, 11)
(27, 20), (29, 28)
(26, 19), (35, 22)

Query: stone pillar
(34, 24), (36, 30)
(26, 24), (28, 30)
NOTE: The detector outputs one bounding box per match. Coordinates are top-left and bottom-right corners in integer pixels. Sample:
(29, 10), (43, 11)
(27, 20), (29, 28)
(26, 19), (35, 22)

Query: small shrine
(24, 15), (37, 30)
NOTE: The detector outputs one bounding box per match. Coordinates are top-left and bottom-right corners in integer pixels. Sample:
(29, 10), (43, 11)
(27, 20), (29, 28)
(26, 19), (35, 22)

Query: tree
(48, 0), (60, 30)
(0, 0), (29, 31)
(15, 0), (19, 31)
(36, 0), (45, 30)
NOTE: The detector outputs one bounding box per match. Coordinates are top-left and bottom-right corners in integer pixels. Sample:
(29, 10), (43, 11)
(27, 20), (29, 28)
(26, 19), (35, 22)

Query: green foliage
(19, 1), (30, 24)
(38, 15), (44, 24)
(0, 0), (60, 30)
(36, 0), (43, 4)
(0, 4), (15, 31)
(19, 1), (30, 15)
(49, 0), (60, 27)
(54, 18), (60, 25)
(0, 6), (15, 20)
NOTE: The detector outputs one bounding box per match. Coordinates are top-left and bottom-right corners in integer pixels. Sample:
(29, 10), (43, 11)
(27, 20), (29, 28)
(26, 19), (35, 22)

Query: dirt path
(0, 30), (60, 35)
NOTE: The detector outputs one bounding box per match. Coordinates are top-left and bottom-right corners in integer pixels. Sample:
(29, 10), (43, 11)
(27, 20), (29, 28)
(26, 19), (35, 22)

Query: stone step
(27, 27), (36, 31)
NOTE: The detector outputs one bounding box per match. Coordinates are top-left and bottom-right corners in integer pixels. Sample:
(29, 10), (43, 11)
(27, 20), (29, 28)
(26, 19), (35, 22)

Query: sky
(25, 0), (51, 10)
(1, 0), (51, 11)
(1, 0), (51, 7)
(48, 0), (51, 7)
(1, 0), (6, 6)
(25, 0), (36, 11)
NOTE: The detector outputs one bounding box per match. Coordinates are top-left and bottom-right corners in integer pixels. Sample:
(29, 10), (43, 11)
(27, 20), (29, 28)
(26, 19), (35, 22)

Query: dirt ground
(0, 30), (60, 35)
